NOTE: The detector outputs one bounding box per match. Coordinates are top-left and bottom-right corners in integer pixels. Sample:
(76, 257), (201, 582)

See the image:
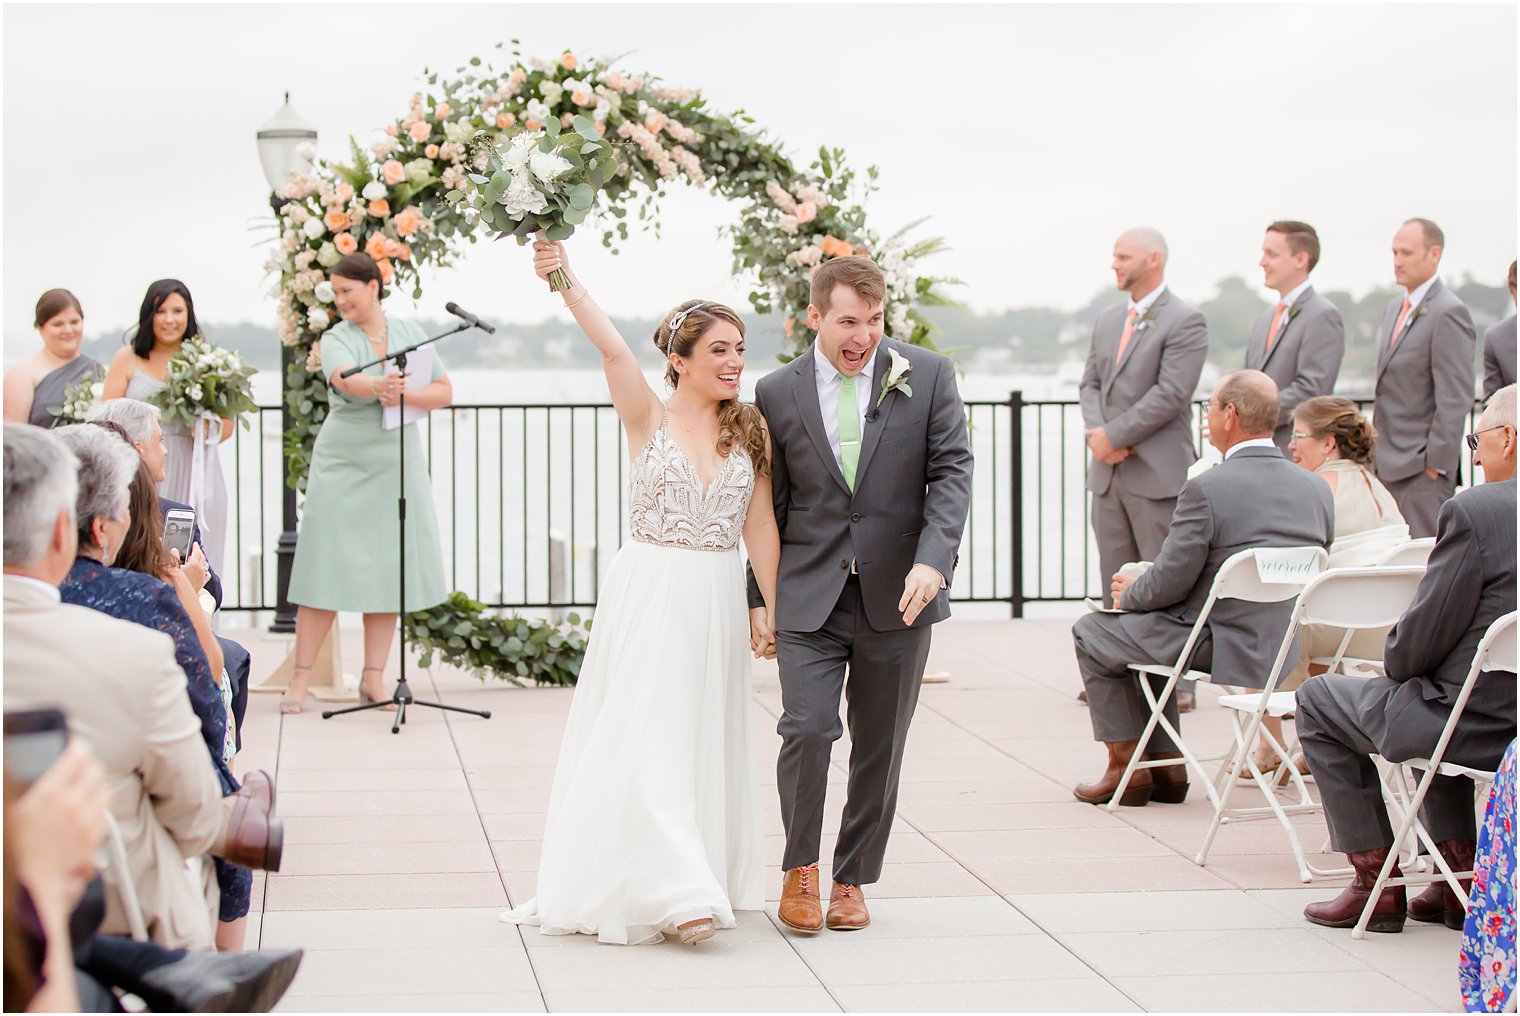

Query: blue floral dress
(59, 556), (251, 922)
(1461, 738), (1517, 1013)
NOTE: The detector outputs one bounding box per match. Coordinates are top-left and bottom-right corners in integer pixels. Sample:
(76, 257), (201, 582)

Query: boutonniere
(1410, 304), (1429, 323)
(876, 347), (912, 408)
(1134, 307), (1159, 333)
(1284, 299), (1305, 326)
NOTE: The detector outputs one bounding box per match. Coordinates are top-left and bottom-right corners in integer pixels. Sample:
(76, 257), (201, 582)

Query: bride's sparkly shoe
(675, 918), (715, 945)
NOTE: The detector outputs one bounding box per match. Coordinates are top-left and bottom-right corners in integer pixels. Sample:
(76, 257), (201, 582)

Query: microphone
(445, 302), (496, 334)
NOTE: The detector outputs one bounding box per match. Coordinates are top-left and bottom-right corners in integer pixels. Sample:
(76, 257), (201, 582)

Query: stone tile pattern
(225, 619), (1461, 1012)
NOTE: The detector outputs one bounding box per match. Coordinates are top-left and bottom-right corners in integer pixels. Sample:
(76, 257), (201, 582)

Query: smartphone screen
(3, 709), (69, 788)
(164, 511), (195, 561)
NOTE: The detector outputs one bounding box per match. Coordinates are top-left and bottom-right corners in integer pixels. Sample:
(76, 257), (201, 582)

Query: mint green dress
(288, 318), (449, 613)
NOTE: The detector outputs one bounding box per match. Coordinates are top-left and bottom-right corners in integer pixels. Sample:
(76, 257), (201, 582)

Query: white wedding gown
(499, 409), (765, 944)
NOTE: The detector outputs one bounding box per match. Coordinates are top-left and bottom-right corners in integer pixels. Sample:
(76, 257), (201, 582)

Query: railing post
(1009, 390), (1025, 619)
(270, 342), (298, 633)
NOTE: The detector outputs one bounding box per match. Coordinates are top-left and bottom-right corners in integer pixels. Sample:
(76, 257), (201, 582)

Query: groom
(748, 255), (972, 932)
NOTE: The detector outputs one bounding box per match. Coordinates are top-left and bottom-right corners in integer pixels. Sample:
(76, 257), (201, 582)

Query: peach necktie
(1265, 303), (1288, 352)
(1388, 298), (1412, 350)
(1114, 309), (1139, 363)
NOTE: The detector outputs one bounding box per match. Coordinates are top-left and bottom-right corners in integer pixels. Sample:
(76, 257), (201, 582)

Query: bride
(499, 240), (778, 945)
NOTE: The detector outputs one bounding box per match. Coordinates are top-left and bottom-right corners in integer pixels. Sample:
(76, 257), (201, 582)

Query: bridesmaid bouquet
(459, 116), (618, 290)
(150, 337), (258, 429)
(51, 371), (105, 424)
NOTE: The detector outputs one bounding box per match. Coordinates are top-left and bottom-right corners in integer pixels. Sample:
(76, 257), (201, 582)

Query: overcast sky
(3, 2), (1515, 361)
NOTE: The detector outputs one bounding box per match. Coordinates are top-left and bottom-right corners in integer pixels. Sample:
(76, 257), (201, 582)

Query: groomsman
(1079, 228), (1207, 707)
(1372, 219), (1476, 537)
(1482, 260), (1516, 401)
(1245, 221), (1345, 451)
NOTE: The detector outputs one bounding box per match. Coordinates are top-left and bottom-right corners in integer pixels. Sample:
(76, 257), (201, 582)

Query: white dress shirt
(1277, 278), (1313, 311)
(813, 340), (876, 471)
(1402, 275), (1439, 314)
(1127, 280), (1169, 317)
(1224, 437), (1280, 460)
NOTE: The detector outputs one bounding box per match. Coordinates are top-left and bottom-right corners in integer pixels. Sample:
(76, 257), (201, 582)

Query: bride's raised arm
(532, 239), (661, 444)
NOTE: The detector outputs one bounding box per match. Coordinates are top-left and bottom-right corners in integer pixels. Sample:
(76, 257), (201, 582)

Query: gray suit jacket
(1380, 478), (1517, 765)
(1372, 278), (1476, 481)
(747, 340), (973, 633)
(1243, 285), (1345, 450)
(1482, 313), (1517, 401)
(1079, 289), (1209, 499)
(1116, 445), (1334, 689)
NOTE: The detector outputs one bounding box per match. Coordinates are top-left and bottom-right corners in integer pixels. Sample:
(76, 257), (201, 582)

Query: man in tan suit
(3, 424), (282, 950)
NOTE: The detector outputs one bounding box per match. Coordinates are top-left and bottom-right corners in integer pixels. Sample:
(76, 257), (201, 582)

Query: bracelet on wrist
(563, 288), (590, 310)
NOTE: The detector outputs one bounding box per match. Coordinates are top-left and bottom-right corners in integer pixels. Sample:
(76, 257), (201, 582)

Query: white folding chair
(102, 812), (150, 942)
(1375, 538), (1436, 568)
(1107, 547), (1328, 815)
(1353, 611), (1518, 939)
(1199, 567), (1427, 882)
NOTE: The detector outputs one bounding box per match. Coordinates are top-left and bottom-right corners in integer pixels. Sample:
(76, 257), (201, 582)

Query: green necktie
(838, 373), (860, 491)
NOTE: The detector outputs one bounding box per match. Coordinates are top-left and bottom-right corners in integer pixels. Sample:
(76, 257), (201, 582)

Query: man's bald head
(1111, 227), (1169, 296)
(1117, 226), (1169, 263)
(1214, 369), (1280, 436)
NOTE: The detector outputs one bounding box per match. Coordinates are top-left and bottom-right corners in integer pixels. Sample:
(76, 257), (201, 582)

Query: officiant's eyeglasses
(1466, 426), (1513, 451)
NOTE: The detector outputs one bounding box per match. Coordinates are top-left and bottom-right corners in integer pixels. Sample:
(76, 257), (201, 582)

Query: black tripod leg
(407, 698), (493, 719)
(321, 700), (396, 720)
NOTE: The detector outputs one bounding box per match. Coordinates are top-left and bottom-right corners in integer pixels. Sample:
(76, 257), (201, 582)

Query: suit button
(840, 559), (849, 570)
(850, 513), (862, 522)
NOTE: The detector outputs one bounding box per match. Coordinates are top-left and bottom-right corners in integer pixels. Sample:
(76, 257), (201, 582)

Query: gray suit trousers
(1297, 673), (1482, 852)
(1379, 471), (1456, 539)
(775, 577), (931, 884)
(1072, 611), (1192, 752)
(1091, 472), (1176, 608)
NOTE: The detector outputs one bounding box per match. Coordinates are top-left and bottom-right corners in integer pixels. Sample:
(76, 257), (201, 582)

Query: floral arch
(267, 45), (955, 488)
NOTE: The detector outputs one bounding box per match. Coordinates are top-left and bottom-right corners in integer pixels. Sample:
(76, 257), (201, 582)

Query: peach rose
(408, 120), (431, 143)
(334, 232), (359, 255)
(335, 182), (355, 203)
(382, 159), (406, 185)
(497, 112), (516, 130)
(510, 67), (527, 84)
(561, 51), (578, 70)
(384, 238), (405, 259)
(425, 143), (439, 158)
(394, 207), (422, 237)
(385, 123), (398, 137)
(376, 258), (395, 284)
(323, 208), (350, 233)
(434, 102), (452, 121)
(795, 201), (817, 224)
(365, 233), (388, 259)
(571, 89), (592, 106)
(397, 244), (413, 262)
(368, 198), (390, 218)
(644, 111), (666, 133)
(820, 235), (854, 258)
(525, 119), (542, 131)
(607, 71), (626, 91)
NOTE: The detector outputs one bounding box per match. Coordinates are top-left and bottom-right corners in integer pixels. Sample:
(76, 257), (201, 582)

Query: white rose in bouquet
(503, 130), (538, 170)
(314, 281), (335, 303)
(362, 181), (388, 201)
(529, 148), (572, 185)
(502, 175), (549, 216)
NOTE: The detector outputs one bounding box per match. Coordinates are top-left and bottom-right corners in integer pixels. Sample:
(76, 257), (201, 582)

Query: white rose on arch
(314, 281), (335, 304)
(525, 99), (552, 125)
(301, 217), (325, 240)
(307, 306), (332, 331)
(361, 180), (388, 201)
(316, 242), (341, 268)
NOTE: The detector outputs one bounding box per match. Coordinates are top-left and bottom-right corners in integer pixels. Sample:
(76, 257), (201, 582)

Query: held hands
(1085, 428), (1133, 466)
(749, 606), (777, 660)
(900, 563), (944, 626)
(11, 740), (109, 913)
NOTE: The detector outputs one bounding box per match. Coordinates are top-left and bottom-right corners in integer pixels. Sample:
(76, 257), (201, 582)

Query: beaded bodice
(628, 410), (754, 552)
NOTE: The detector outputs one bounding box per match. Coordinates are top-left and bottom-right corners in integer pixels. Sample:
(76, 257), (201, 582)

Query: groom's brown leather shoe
(827, 882), (870, 930)
(778, 864), (823, 933)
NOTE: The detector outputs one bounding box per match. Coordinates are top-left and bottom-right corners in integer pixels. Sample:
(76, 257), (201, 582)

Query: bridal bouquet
(50, 370), (105, 424)
(459, 116), (618, 290)
(150, 337), (258, 430)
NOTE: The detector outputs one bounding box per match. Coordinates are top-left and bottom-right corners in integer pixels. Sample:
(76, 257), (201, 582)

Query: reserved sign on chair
(1255, 546), (1324, 584)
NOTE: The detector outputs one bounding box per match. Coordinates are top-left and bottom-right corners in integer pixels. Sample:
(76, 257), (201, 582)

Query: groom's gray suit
(748, 338), (972, 884)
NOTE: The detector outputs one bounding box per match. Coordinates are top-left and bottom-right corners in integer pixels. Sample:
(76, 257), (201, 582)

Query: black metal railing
(216, 396), (1483, 619)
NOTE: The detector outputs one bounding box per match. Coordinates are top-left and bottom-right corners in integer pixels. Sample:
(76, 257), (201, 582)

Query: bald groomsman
(1246, 221), (1345, 451)
(1372, 219), (1476, 537)
(1482, 260), (1516, 402)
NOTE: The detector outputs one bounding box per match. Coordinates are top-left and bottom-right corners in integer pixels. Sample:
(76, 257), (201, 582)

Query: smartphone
(4, 709), (69, 788)
(164, 508), (196, 561)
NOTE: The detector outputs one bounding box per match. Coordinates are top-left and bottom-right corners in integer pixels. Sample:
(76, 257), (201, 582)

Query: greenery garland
(404, 592), (590, 687)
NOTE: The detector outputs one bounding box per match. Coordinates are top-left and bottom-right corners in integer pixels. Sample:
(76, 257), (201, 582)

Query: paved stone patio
(224, 616), (1462, 1012)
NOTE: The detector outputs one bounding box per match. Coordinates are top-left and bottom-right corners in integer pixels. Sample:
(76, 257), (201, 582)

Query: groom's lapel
(853, 342), (898, 485)
(790, 349), (851, 495)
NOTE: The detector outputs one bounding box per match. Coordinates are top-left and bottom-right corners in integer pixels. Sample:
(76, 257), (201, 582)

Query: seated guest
(1298, 384), (1517, 933)
(48, 426), (251, 953)
(3, 424), (282, 951)
(1071, 370), (1334, 806)
(3, 746), (301, 1012)
(86, 403), (251, 751)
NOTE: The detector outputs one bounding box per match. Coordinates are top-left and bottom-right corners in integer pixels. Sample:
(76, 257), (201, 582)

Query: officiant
(282, 252), (453, 713)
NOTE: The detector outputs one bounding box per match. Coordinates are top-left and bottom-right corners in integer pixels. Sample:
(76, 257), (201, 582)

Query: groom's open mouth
(839, 347), (869, 370)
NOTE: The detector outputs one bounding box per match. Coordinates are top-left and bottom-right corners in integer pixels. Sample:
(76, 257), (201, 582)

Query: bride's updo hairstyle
(654, 300), (769, 478)
(1295, 395), (1377, 467)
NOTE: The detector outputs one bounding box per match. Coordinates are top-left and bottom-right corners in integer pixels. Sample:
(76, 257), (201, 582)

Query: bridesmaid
(282, 253), (453, 712)
(3, 289), (100, 428)
(102, 279), (233, 573)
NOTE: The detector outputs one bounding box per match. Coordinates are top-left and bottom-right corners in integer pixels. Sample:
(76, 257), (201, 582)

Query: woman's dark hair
(34, 289), (83, 328)
(1295, 395), (1377, 467)
(331, 253), (385, 301)
(129, 279), (200, 358)
(111, 456), (175, 579)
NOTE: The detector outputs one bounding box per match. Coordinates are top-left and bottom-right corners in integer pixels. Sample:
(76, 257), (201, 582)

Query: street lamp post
(256, 93), (317, 633)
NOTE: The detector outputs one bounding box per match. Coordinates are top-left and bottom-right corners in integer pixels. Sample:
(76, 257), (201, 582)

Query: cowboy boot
(1303, 846), (1407, 933)
(1074, 739), (1152, 806)
(1409, 839), (1476, 930)
(1144, 750), (1190, 804)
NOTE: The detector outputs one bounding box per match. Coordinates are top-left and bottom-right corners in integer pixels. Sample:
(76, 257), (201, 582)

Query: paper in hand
(381, 347), (434, 431)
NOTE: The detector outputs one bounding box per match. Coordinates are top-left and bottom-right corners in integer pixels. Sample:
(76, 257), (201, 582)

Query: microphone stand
(321, 321), (492, 733)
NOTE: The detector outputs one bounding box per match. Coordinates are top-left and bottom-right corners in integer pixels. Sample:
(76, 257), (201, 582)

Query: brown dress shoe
(827, 882), (870, 930)
(1303, 846), (1406, 932)
(1073, 739), (1152, 806)
(1409, 839), (1476, 929)
(222, 769), (284, 872)
(778, 864), (823, 933)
